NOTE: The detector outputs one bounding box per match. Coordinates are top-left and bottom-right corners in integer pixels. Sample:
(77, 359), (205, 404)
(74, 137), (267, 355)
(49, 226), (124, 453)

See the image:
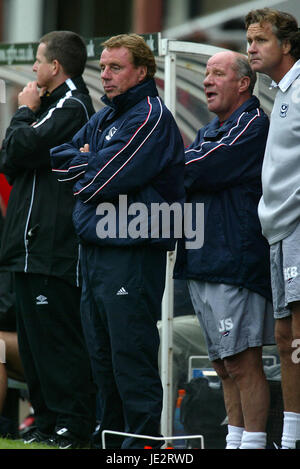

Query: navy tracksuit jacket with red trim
(174, 96), (272, 301)
(50, 77), (185, 449)
(51, 78), (185, 250)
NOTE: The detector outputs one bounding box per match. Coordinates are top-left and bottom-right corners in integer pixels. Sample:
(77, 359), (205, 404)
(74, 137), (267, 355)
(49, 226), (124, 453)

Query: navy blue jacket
(51, 79), (185, 250)
(174, 96), (272, 301)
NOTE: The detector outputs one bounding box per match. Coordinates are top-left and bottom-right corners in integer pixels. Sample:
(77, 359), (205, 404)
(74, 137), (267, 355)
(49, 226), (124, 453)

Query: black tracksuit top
(0, 76), (95, 286)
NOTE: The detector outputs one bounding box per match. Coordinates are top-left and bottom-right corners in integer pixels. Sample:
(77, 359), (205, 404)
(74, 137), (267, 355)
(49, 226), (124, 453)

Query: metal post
(160, 39), (177, 440)
(161, 250), (176, 440)
(5, 0), (43, 42)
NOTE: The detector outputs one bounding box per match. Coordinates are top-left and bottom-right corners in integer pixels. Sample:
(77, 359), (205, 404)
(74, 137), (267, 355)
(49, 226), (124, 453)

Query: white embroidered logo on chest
(105, 126), (118, 140)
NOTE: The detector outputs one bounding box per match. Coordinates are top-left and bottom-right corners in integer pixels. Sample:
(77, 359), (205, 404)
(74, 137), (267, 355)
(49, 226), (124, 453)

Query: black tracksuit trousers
(80, 244), (166, 449)
(15, 272), (95, 440)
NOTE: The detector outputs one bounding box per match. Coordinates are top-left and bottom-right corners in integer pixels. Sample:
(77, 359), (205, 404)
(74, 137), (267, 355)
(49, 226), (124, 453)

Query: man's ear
(138, 65), (147, 83)
(52, 59), (60, 76)
(282, 39), (292, 55)
(239, 75), (251, 93)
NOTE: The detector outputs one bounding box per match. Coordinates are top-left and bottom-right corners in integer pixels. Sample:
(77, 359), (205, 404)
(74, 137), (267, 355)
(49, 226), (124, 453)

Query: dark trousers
(15, 272), (95, 439)
(80, 244), (166, 449)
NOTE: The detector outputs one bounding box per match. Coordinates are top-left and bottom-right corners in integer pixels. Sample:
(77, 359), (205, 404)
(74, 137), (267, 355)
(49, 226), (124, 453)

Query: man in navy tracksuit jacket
(51, 34), (185, 449)
(174, 51), (275, 450)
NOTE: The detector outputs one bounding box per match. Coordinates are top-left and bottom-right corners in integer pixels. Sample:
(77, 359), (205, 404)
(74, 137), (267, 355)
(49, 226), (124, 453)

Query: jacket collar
(40, 76), (88, 107)
(101, 79), (158, 115)
(204, 96), (261, 140)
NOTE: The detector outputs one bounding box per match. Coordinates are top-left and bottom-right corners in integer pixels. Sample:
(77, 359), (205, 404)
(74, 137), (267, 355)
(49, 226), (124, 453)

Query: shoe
(91, 423), (101, 449)
(22, 426), (52, 445)
(49, 427), (90, 449)
(90, 425), (123, 449)
(19, 412), (35, 436)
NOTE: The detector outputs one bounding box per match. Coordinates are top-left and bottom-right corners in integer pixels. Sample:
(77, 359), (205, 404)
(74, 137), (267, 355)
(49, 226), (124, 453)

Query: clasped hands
(80, 144), (90, 153)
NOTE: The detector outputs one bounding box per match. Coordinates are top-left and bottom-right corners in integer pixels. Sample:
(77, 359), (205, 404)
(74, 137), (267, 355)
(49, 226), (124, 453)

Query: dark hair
(39, 31), (87, 77)
(101, 33), (156, 80)
(245, 8), (300, 60)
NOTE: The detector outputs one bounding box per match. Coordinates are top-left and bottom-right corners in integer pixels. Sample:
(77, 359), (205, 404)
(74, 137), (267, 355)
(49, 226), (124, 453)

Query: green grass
(0, 437), (55, 449)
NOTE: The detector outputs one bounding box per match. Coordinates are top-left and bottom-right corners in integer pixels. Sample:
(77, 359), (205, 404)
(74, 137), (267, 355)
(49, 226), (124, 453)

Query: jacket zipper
(24, 171), (36, 272)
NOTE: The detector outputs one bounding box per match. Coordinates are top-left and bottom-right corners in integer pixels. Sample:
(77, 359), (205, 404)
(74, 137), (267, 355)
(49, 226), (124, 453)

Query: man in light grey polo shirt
(246, 7), (300, 449)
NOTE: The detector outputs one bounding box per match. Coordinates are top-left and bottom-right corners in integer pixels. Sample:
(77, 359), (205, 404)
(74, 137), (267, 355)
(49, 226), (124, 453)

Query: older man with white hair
(174, 50), (275, 449)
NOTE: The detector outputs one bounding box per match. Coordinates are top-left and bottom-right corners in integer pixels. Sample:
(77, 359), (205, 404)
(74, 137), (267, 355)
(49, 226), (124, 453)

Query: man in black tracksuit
(0, 31), (95, 448)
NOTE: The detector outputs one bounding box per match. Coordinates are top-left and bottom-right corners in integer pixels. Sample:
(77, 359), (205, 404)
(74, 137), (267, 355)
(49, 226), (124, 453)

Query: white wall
(164, 0), (190, 30)
(4, 0), (44, 43)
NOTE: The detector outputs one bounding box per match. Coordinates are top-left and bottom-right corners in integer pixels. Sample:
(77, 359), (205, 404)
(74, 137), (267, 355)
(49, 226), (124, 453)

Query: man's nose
(247, 42), (256, 54)
(101, 67), (111, 80)
(203, 74), (212, 86)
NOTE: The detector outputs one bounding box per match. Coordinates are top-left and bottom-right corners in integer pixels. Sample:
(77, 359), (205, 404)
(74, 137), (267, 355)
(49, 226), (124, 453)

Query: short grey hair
(234, 55), (257, 95)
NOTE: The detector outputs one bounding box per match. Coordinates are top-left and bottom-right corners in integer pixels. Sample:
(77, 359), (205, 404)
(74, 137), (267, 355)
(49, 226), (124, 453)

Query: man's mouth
(103, 84), (115, 93)
(206, 91), (218, 101)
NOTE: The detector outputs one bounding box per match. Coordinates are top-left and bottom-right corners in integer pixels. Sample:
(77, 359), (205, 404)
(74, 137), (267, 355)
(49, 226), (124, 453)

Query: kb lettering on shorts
(284, 266), (298, 282)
